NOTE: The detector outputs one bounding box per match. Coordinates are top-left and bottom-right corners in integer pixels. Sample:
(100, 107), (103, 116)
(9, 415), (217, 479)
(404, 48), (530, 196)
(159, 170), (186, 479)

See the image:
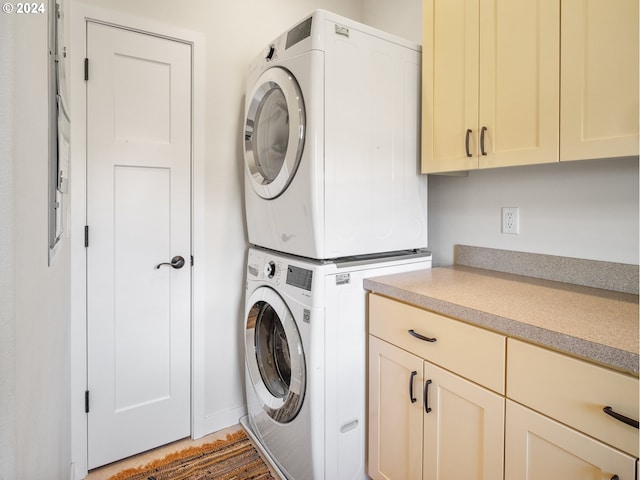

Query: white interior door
(86, 22), (192, 469)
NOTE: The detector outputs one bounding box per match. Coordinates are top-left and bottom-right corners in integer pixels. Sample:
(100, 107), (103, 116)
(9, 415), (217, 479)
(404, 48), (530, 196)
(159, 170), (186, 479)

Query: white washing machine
(242, 246), (432, 480)
(243, 10), (427, 260)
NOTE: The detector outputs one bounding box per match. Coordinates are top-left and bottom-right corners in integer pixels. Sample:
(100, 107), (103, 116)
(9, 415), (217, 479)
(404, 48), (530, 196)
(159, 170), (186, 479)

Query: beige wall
(1, 6), (72, 479)
(362, 0), (421, 44)
(428, 157), (639, 267)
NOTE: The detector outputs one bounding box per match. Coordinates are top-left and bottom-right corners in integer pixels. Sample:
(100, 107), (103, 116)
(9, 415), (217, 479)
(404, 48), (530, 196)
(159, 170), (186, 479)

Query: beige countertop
(364, 265), (639, 375)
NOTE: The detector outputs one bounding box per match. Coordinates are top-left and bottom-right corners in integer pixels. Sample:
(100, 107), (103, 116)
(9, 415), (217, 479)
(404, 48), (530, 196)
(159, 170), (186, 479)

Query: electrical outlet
(502, 207), (519, 234)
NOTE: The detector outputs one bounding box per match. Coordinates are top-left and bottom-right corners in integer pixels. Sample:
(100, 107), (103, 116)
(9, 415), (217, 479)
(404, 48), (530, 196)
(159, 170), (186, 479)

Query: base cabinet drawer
(505, 400), (637, 480)
(369, 294), (506, 394)
(507, 338), (639, 456)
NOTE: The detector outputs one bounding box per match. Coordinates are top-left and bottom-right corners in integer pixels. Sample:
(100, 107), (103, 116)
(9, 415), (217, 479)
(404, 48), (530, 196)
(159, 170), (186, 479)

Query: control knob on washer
(265, 44), (276, 61)
(264, 261), (276, 278)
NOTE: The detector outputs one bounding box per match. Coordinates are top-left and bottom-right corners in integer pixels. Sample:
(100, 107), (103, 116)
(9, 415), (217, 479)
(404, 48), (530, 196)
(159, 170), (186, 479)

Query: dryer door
(244, 67), (305, 199)
(245, 286), (306, 423)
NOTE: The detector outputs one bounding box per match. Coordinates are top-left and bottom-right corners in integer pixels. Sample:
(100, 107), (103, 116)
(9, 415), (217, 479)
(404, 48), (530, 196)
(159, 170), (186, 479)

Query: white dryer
(243, 10), (427, 260)
(242, 246), (432, 480)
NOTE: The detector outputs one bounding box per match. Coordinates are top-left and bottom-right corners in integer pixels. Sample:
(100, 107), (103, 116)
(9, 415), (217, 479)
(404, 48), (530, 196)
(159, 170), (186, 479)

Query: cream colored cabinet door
(505, 401), (637, 480)
(560, 0), (639, 161)
(368, 336), (424, 480)
(478, 0), (559, 169)
(422, 0), (479, 173)
(423, 361), (505, 480)
(422, 0), (559, 173)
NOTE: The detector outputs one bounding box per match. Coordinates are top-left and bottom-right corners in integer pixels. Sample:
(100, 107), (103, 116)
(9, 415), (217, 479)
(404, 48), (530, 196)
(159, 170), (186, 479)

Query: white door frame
(69, 5), (206, 479)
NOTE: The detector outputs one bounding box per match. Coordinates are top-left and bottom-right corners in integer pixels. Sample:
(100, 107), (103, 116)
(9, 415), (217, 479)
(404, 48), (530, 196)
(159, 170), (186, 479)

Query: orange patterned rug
(108, 430), (276, 480)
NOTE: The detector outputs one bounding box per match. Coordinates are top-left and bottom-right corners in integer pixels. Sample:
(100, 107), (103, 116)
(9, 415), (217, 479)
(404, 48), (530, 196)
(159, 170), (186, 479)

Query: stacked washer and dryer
(240, 10), (431, 480)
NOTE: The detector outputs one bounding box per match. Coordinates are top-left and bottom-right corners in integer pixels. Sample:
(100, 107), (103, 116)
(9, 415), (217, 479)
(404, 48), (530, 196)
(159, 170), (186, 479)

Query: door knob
(155, 255), (186, 270)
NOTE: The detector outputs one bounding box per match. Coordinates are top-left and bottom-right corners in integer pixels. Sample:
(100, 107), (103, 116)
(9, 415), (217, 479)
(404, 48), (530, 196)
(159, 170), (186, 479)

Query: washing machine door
(245, 286), (306, 423)
(244, 67), (305, 199)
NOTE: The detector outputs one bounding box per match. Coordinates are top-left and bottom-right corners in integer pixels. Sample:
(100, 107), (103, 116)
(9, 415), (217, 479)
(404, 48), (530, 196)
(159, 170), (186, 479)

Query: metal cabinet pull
(155, 255), (186, 270)
(465, 129), (472, 157)
(611, 475), (619, 480)
(480, 126), (488, 156)
(408, 329), (437, 343)
(424, 379), (432, 413)
(603, 406), (639, 429)
(409, 371), (418, 404)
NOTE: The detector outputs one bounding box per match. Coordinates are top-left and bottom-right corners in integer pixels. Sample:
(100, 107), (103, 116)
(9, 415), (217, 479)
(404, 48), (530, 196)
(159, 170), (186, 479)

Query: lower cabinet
(368, 335), (505, 480)
(367, 295), (640, 480)
(505, 400), (637, 480)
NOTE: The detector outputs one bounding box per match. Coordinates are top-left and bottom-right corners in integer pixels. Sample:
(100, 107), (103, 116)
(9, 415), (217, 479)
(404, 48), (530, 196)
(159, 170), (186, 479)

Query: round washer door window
(244, 67), (305, 200)
(245, 287), (305, 423)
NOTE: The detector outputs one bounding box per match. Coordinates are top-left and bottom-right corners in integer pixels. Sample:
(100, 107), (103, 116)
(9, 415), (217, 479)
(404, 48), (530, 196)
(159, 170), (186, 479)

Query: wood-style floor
(85, 424), (254, 480)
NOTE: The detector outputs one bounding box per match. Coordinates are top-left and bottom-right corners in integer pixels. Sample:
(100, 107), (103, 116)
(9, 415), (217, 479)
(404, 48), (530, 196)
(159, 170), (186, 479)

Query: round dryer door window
(244, 67), (305, 199)
(245, 287), (306, 423)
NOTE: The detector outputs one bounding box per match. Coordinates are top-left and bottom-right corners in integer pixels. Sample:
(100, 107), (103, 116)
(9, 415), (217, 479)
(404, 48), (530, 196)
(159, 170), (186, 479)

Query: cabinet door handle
(408, 329), (437, 343)
(611, 475), (619, 480)
(480, 126), (488, 156)
(465, 129), (472, 157)
(409, 371), (418, 404)
(424, 379), (432, 413)
(603, 406), (639, 429)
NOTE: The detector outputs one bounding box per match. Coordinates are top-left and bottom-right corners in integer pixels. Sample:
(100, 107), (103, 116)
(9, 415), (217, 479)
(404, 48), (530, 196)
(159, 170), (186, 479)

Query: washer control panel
(247, 248), (313, 292)
(285, 265), (313, 291)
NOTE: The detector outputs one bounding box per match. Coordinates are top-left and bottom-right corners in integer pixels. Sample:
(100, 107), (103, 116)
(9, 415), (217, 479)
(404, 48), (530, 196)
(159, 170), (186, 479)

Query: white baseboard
(193, 403), (248, 440)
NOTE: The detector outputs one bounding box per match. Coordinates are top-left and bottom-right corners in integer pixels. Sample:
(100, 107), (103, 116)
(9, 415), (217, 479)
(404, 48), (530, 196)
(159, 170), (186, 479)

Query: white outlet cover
(502, 207), (520, 234)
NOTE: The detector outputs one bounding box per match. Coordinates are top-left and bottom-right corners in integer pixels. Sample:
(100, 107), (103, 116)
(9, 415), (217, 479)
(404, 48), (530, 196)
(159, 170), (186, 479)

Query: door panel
(113, 166), (172, 409)
(423, 0), (480, 172)
(368, 336), (423, 480)
(479, 0), (559, 168)
(86, 22), (192, 469)
(560, 0), (639, 160)
(423, 361), (505, 480)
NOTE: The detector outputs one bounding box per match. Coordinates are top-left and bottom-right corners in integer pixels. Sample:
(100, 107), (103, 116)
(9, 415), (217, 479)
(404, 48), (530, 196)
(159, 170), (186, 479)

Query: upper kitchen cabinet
(422, 0), (560, 173)
(560, 0), (639, 161)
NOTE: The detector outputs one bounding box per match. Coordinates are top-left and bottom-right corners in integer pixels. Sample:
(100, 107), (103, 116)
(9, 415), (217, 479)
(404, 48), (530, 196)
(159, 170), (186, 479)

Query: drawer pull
(409, 371), (418, 404)
(603, 406), (639, 429)
(408, 329), (437, 343)
(465, 129), (472, 157)
(424, 379), (432, 413)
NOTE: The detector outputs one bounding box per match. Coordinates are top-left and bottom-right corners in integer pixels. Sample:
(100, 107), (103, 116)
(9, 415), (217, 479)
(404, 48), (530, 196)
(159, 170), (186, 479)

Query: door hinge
(85, 390), (90, 413)
(191, 255), (194, 266)
(84, 225), (89, 248)
(84, 58), (89, 81)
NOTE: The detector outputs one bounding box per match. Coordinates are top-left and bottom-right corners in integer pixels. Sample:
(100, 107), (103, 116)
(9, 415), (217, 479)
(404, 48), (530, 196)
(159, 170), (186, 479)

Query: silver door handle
(155, 255), (185, 270)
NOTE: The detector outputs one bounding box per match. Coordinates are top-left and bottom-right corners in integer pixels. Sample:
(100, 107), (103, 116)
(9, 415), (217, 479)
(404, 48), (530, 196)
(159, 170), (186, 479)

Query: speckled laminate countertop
(364, 265), (639, 375)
